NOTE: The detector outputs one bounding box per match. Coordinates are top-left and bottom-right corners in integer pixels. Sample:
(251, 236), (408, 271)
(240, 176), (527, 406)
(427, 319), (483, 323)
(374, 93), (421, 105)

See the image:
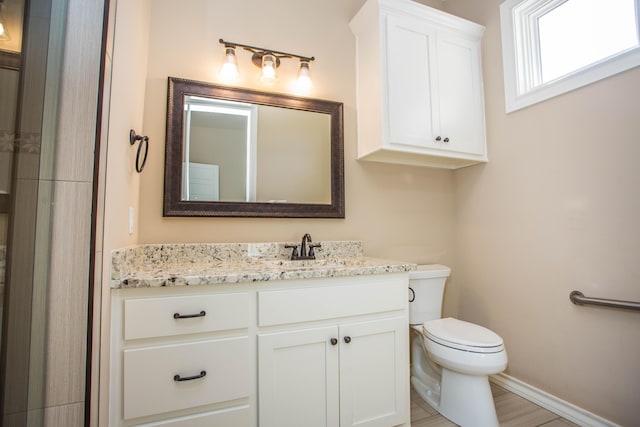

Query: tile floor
(410, 383), (581, 427)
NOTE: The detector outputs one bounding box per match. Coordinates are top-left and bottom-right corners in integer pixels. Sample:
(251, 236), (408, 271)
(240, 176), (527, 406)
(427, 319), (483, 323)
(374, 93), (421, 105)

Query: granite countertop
(111, 241), (416, 289)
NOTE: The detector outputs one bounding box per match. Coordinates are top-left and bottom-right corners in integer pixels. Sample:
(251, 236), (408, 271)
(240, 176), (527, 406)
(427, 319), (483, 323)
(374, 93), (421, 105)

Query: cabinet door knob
(344, 336), (352, 344)
(330, 338), (338, 346)
(435, 136), (442, 141)
(443, 137), (450, 143)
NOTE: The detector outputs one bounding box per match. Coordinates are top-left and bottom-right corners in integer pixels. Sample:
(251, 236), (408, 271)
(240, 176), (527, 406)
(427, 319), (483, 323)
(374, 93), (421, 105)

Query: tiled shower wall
(41, 0), (105, 424)
(2, 0), (105, 425)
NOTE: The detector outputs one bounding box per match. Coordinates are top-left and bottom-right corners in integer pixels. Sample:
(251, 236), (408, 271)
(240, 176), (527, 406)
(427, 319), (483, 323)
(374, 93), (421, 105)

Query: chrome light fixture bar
(219, 38), (315, 89)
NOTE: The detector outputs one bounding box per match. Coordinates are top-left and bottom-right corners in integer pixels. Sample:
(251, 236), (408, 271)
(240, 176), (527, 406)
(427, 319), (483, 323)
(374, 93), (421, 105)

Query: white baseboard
(489, 373), (621, 427)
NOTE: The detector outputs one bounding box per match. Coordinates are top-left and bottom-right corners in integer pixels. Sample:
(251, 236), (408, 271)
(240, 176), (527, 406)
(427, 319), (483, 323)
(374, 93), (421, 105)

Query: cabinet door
(259, 326), (340, 427)
(385, 15), (439, 148)
(339, 316), (408, 427)
(436, 32), (485, 156)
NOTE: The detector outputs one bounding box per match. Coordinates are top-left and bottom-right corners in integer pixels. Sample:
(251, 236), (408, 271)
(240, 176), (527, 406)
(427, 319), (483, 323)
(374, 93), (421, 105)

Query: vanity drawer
(131, 405), (250, 427)
(123, 337), (250, 420)
(258, 278), (406, 326)
(124, 293), (249, 340)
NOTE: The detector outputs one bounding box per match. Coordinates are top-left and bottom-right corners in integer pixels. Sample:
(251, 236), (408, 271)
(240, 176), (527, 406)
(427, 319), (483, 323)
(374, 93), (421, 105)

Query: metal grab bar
(570, 291), (640, 312)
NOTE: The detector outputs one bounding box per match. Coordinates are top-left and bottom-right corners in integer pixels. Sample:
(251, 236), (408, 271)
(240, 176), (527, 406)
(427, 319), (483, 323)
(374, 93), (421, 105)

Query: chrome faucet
(286, 233), (321, 260)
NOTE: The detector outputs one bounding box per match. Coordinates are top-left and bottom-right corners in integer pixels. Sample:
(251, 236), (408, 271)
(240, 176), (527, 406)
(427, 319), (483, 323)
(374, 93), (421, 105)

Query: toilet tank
(409, 264), (451, 325)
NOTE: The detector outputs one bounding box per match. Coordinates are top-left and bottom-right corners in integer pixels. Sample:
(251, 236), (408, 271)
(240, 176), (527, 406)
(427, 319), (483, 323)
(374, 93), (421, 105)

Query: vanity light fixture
(219, 38), (315, 89)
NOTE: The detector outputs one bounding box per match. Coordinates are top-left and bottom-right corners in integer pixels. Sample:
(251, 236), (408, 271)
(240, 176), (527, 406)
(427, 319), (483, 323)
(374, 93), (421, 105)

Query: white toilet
(409, 265), (507, 427)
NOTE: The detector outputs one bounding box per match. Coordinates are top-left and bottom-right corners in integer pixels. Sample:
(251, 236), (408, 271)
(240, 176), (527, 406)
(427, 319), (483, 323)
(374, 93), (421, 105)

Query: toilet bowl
(409, 265), (508, 427)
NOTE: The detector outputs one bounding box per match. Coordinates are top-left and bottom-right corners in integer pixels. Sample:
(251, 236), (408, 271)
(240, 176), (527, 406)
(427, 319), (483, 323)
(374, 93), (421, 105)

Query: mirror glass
(164, 77), (344, 217)
(182, 95), (331, 204)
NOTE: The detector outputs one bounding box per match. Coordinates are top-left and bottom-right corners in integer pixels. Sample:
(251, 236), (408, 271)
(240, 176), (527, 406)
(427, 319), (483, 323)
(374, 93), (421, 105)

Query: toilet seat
(424, 318), (504, 354)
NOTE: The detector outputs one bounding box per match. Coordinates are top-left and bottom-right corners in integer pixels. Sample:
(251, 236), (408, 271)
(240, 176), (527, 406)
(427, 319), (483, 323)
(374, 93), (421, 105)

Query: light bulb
(260, 54), (277, 85)
(295, 60), (312, 94)
(0, 4), (10, 41)
(219, 46), (239, 82)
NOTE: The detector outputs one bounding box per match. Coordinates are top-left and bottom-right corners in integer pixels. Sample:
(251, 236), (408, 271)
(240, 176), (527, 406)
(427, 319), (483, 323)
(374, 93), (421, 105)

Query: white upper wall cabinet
(350, 0), (487, 169)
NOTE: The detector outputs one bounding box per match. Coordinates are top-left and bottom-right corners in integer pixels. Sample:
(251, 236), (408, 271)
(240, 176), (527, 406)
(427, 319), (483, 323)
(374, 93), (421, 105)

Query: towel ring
(129, 129), (149, 173)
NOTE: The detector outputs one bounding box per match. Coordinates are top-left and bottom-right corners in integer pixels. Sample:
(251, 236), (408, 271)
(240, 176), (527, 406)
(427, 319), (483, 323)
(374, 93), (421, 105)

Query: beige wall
(102, 0), (151, 260)
(442, 0), (640, 425)
(136, 0), (455, 264)
(98, 0), (151, 425)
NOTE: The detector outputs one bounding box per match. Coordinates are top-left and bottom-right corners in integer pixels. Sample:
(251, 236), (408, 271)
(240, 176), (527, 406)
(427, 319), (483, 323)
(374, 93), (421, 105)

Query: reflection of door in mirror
(182, 96), (257, 202)
(182, 163), (220, 201)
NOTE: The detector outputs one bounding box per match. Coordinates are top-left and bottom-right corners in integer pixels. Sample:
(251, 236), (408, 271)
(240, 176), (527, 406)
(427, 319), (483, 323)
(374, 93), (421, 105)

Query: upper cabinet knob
(435, 136), (442, 141)
(443, 137), (450, 143)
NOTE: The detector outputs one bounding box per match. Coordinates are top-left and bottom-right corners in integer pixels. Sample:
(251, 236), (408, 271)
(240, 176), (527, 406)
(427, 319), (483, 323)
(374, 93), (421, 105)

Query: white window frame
(500, 0), (640, 113)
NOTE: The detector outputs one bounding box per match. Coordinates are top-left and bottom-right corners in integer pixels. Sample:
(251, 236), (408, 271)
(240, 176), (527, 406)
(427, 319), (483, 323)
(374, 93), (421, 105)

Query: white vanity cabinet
(257, 276), (409, 427)
(109, 273), (409, 427)
(350, 0), (487, 169)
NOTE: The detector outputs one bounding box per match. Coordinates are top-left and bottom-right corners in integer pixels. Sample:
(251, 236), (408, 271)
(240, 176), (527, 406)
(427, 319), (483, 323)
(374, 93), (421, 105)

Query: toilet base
(410, 328), (442, 411)
(438, 367), (499, 427)
(410, 375), (440, 411)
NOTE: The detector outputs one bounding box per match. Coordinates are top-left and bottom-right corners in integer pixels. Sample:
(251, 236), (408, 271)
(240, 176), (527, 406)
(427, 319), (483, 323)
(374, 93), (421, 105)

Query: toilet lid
(423, 318), (504, 353)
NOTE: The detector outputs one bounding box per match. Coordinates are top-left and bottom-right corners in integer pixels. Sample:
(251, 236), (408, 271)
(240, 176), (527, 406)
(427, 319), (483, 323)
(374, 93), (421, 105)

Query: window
(500, 0), (640, 112)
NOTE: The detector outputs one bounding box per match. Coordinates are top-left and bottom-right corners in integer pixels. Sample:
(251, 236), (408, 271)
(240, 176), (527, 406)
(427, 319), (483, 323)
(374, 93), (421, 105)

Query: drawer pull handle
(174, 370), (207, 382)
(173, 310), (206, 319)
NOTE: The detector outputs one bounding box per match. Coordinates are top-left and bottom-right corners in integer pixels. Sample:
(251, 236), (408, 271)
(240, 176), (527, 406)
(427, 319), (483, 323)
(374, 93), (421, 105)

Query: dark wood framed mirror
(164, 77), (344, 218)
